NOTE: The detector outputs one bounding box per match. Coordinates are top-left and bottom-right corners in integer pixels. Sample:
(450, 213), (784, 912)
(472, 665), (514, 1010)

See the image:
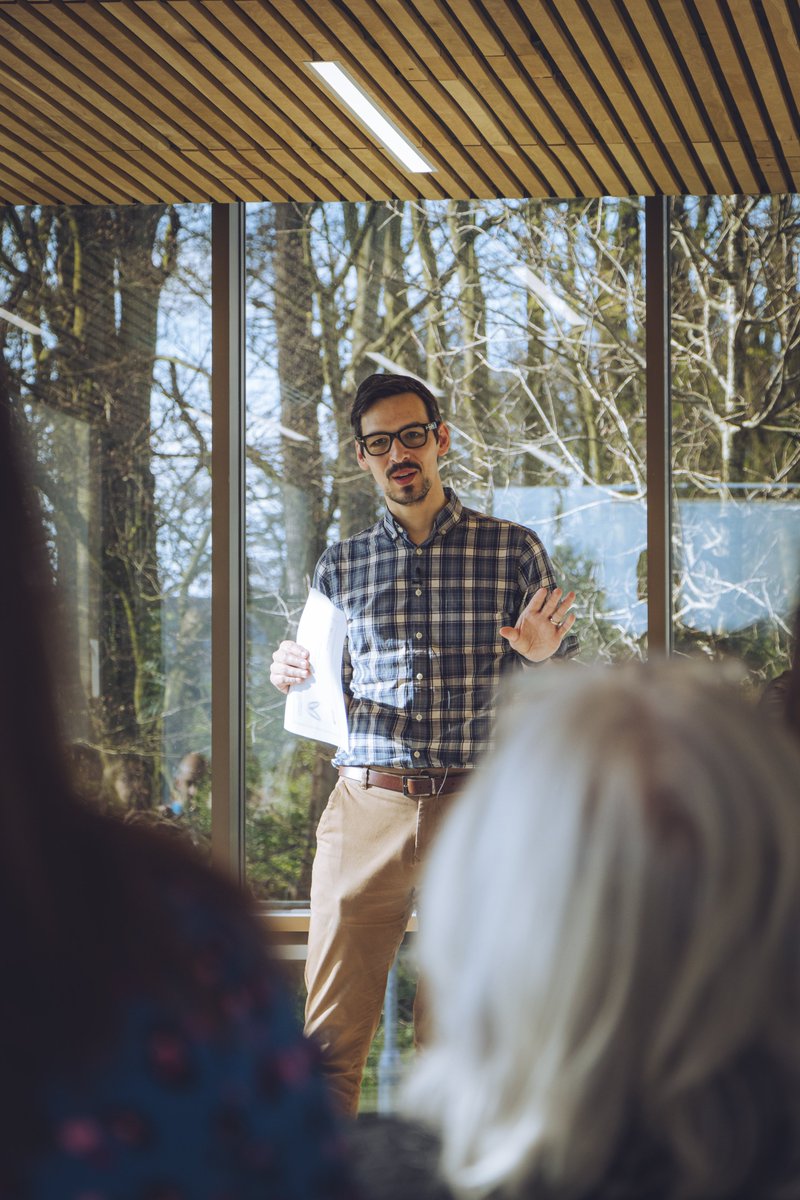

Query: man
(171, 751), (210, 814)
(271, 373), (578, 1114)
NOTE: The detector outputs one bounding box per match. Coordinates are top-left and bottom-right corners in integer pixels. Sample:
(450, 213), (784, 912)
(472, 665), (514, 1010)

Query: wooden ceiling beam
(727, 0), (797, 192)
(106, 1), (379, 200)
(0, 152), (84, 206)
(628, 0), (712, 192)
(561, 0), (683, 193)
(515, 1), (627, 192)
(763, 0), (800, 177)
(0, 0), (798, 203)
(72, 1), (308, 201)
(0, 77), (166, 204)
(1, 5), (237, 201)
(308, 0), (510, 195)
(175, 0), (437, 200)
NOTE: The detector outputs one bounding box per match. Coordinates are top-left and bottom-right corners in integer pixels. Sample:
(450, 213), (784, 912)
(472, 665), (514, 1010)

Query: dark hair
(0, 365), (252, 1158)
(350, 373), (443, 437)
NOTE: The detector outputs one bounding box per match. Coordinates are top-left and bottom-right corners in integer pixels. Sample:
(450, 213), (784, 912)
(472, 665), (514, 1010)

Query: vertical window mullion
(210, 202), (246, 879)
(645, 194), (673, 656)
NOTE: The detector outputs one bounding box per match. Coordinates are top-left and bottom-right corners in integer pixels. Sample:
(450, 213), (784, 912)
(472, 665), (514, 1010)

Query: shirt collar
(381, 487), (463, 544)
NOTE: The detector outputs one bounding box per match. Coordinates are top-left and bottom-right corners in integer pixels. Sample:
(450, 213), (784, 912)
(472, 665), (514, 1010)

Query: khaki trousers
(304, 774), (457, 1116)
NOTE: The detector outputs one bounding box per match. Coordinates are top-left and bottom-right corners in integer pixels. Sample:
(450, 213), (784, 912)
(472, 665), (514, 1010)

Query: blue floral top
(13, 882), (355, 1200)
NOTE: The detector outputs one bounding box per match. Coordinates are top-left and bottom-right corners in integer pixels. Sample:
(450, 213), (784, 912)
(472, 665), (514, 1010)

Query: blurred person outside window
(171, 750), (210, 814)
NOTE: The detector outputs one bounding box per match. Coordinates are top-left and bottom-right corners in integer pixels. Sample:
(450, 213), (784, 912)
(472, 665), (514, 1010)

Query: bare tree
(1, 204), (177, 805)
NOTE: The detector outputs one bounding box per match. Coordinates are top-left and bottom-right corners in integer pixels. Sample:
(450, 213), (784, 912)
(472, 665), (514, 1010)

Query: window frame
(210, 195), (755, 883)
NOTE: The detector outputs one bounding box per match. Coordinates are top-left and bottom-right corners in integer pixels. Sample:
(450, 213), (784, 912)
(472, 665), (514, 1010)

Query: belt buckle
(403, 774), (434, 797)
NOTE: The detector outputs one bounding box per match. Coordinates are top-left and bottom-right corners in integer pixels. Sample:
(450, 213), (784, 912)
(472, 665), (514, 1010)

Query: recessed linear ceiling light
(308, 61), (435, 175)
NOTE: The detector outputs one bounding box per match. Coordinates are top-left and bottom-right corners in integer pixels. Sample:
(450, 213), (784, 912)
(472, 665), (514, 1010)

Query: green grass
(359, 951), (417, 1113)
(359, 1014), (416, 1113)
(288, 948), (419, 1113)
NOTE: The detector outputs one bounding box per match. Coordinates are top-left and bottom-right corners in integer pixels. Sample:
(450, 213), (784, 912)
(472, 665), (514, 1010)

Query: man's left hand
(500, 586), (577, 663)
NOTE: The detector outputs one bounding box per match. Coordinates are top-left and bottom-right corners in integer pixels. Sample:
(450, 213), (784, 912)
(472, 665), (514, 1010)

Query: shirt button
(416, 673), (423, 681)
(415, 631), (422, 639)
(414, 751), (421, 758)
(415, 588), (422, 596)
(415, 714), (423, 722)
(415, 548), (422, 556)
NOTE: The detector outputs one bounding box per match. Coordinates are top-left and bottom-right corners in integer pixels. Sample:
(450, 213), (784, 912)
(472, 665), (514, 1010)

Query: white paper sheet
(284, 587), (349, 751)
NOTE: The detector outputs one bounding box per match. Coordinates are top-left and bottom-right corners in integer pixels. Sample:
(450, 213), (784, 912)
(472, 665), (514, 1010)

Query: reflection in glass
(0, 204), (212, 844)
(671, 196), (800, 684)
(245, 197), (646, 900)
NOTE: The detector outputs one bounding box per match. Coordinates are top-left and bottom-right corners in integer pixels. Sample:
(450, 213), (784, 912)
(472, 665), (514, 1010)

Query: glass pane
(0, 204), (213, 842)
(244, 198), (646, 901)
(671, 196), (800, 687)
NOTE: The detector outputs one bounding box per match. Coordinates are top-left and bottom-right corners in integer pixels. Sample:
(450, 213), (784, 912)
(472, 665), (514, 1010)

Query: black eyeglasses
(357, 421), (439, 457)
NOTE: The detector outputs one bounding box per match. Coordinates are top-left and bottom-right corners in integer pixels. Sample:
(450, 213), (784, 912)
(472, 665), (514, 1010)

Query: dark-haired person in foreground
(0, 371), (353, 1198)
(271, 373), (577, 1115)
(351, 661), (800, 1200)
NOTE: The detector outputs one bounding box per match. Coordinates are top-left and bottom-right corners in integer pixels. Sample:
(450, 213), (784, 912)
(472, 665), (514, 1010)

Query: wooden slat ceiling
(1, 0), (799, 204)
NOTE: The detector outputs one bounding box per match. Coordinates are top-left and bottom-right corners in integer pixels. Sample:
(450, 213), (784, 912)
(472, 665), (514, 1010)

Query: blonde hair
(404, 662), (800, 1199)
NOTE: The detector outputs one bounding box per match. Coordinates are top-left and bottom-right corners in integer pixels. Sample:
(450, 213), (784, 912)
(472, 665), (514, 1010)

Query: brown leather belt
(337, 765), (472, 797)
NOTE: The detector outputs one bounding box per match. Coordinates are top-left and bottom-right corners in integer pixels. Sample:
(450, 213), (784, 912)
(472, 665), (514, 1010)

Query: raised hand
(499, 586), (576, 663)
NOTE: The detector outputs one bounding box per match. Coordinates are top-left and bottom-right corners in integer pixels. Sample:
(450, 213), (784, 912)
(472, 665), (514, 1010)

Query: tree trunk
(273, 202), (326, 604)
(448, 200), (493, 501)
(338, 202), (389, 538)
(98, 205), (168, 803)
(272, 201), (335, 896)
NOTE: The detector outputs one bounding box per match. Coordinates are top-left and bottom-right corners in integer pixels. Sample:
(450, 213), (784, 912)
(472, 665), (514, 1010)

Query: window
(2, 196), (796, 888)
(671, 196), (800, 684)
(1, 203), (213, 835)
(244, 197), (646, 899)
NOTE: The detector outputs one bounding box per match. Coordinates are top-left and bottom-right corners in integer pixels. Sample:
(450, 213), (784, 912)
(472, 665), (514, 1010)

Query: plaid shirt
(313, 488), (578, 769)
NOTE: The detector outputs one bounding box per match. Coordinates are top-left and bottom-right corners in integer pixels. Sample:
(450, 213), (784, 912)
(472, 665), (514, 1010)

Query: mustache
(388, 462), (420, 478)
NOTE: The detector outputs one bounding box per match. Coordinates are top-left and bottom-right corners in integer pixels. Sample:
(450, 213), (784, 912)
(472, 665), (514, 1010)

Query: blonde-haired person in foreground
(350, 662), (800, 1200)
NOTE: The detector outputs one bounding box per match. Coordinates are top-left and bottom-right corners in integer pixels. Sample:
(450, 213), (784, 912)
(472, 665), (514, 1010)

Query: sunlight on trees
(1, 195), (798, 898)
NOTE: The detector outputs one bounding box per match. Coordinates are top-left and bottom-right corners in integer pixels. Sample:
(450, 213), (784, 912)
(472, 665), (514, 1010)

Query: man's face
(174, 755), (208, 807)
(356, 392), (449, 507)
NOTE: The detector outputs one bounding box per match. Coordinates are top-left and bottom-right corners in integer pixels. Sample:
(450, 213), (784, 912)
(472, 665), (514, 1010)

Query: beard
(385, 465), (432, 506)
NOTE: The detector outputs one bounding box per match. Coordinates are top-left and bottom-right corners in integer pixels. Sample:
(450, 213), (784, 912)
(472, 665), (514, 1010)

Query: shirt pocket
(436, 595), (512, 652)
